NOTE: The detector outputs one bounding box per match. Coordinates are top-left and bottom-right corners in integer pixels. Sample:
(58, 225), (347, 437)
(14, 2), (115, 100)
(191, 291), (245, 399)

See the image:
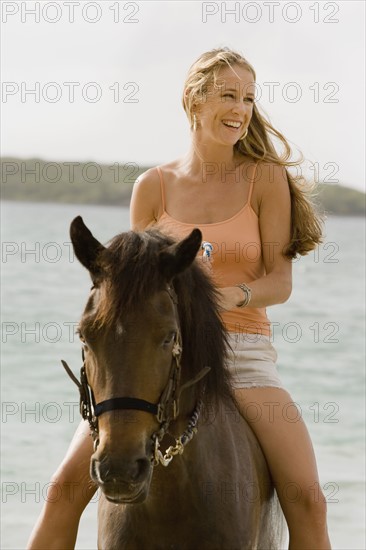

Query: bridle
(61, 285), (210, 467)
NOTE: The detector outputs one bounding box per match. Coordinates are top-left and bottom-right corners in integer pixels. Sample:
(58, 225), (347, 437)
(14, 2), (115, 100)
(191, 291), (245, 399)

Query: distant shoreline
(1, 157), (365, 217)
(1, 198), (364, 219)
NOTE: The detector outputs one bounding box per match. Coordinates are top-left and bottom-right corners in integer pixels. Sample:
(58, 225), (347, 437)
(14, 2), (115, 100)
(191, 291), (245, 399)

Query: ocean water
(1, 201), (365, 549)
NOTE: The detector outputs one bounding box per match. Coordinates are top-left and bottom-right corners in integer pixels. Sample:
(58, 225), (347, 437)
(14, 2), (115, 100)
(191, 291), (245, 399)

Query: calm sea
(1, 201), (365, 549)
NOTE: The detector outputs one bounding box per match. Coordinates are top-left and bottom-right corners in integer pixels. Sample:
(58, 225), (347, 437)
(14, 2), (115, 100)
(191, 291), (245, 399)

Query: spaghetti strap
(247, 162), (258, 205)
(156, 166), (166, 211)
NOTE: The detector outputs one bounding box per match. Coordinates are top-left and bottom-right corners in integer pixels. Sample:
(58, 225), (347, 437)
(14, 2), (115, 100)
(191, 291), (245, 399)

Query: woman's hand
(199, 250), (245, 311)
(216, 286), (245, 311)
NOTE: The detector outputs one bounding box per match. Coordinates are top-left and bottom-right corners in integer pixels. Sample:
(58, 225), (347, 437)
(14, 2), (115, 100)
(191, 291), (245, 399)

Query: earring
(193, 114), (197, 131)
(240, 128), (248, 140)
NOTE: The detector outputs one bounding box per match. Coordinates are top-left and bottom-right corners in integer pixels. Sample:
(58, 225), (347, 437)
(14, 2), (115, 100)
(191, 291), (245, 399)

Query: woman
(27, 47), (331, 549)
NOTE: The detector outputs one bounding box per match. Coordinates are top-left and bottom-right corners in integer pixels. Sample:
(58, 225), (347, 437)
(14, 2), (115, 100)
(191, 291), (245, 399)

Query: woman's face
(194, 64), (255, 146)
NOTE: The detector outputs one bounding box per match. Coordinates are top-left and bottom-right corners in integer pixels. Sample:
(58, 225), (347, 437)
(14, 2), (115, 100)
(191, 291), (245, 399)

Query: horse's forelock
(86, 229), (232, 407)
(90, 230), (174, 327)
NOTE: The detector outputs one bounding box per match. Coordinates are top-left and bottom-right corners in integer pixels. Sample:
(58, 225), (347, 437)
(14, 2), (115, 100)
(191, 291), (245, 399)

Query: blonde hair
(182, 47), (324, 259)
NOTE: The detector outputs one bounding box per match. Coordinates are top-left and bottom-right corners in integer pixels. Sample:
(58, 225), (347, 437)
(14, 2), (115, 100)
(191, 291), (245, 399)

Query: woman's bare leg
(27, 419), (96, 550)
(234, 387), (332, 550)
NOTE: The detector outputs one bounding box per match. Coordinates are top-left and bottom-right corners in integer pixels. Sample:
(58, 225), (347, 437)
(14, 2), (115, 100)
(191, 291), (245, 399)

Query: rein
(61, 285), (211, 466)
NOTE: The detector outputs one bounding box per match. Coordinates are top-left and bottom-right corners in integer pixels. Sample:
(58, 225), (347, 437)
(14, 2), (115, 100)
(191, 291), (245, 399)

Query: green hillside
(0, 157), (144, 206)
(314, 182), (365, 217)
(1, 157), (365, 216)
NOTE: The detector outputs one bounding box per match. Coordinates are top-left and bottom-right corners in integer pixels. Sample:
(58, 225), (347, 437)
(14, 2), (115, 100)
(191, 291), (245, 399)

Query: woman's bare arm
(217, 162), (293, 310)
(129, 168), (162, 231)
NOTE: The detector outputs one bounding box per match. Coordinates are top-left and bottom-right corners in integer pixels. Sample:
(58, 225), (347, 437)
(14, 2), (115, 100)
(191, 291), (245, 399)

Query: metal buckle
(156, 403), (164, 424)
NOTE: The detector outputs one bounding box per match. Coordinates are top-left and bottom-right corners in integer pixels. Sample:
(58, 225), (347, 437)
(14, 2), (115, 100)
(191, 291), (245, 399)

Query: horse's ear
(70, 216), (107, 279)
(159, 228), (202, 280)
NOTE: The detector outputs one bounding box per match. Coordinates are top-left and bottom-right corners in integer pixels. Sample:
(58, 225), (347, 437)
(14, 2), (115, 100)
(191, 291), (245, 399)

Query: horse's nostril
(90, 457), (101, 483)
(135, 458), (150, 482)
(93, 456), (150, 485)
(117, 457), (150, 483)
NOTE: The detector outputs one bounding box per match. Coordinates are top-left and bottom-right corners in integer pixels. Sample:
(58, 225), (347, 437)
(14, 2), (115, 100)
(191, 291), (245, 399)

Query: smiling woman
(187, 65), (256, 139)
(132, 47), (331, 549)
(27, 47), (331, 550)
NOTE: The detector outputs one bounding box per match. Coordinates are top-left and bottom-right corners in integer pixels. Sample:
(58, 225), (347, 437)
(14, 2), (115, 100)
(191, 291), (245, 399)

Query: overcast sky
(2, 0), (365, 190)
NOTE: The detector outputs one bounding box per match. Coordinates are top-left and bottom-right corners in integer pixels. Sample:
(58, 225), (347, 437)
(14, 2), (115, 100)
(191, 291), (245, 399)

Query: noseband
(61, 285), (210, 467)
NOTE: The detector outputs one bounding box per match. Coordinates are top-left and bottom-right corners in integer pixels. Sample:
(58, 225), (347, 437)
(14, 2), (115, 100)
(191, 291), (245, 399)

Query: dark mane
(90, 228), (233, 407)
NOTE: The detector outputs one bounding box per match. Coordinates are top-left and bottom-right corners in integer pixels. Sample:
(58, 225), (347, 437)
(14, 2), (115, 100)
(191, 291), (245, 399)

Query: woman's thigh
(234, 387), (324, 518)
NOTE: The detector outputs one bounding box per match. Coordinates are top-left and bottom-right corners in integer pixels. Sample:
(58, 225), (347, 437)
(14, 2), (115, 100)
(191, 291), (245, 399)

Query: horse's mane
(89, 228), (233, 407)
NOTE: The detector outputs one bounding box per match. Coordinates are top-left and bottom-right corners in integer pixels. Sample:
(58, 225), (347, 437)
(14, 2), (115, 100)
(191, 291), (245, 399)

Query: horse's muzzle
(91, 455), (152, 503)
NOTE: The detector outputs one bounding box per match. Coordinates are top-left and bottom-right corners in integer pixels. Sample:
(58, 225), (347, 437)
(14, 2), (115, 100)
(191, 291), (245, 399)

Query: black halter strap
(94, 397), (158, 417)
(61, 328), (183, 435)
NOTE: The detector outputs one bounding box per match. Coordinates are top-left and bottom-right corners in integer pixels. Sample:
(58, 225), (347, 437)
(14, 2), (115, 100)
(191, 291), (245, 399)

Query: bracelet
(236, 283), (252, 308)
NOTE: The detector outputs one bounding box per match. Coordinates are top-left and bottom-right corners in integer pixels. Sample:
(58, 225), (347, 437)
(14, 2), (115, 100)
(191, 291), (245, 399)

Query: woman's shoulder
(252, 161), (291, 218)
(253, 160), (288, 183)
(134, 166), (160, 186)
(252, 160), (289, 199)
(130, 167), (163, 226)
(237, 160), (289, 219)
(135, 159), (182, 185)
(130, 160), (183, 225)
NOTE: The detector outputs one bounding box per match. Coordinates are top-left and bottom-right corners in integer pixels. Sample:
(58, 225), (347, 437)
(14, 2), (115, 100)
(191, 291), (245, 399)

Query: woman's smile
(222, 119), (243, 131)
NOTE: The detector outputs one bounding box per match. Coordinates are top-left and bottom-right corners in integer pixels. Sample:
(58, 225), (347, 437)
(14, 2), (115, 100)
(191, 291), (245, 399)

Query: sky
(1, 0), (365, 191)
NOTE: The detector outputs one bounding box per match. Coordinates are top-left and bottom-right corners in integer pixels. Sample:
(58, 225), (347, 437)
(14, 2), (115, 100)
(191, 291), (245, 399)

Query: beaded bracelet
(236, 283), (252, 308)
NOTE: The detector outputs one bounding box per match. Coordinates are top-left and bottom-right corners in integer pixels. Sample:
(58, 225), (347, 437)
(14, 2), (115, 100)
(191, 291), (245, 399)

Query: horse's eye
(76, 328), (87, 346)
(81, 339), (89, 354)
(162, 332), (176, 346)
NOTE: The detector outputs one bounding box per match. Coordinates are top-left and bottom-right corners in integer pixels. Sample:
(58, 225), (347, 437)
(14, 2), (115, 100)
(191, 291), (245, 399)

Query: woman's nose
(231, 101), (248, 117)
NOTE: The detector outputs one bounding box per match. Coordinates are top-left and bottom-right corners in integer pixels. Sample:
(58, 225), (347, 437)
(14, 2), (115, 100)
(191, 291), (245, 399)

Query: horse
(64, 216), (285, 549)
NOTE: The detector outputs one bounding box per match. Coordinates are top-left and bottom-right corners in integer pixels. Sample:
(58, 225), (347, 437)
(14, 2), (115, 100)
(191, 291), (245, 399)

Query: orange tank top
(155, 164), (271, 337)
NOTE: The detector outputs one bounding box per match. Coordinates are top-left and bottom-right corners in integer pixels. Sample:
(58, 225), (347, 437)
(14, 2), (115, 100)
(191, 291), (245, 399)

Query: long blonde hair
(182, 47), (324, 259)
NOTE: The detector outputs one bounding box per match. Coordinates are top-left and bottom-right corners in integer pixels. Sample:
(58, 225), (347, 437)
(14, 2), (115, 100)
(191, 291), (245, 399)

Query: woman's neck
(181, 139), (241, 180)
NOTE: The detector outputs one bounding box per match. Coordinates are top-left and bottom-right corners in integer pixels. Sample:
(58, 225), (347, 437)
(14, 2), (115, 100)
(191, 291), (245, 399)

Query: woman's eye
(244, 97), (254, 103)
(223, 93), (235, 99)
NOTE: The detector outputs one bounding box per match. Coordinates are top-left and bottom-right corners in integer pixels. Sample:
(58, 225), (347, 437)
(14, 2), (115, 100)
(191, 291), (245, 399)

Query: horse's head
(70, 216), (208, 503)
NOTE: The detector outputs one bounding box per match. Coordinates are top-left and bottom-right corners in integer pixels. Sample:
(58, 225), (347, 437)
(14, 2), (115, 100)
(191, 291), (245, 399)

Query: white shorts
(226, 332), (284, 389)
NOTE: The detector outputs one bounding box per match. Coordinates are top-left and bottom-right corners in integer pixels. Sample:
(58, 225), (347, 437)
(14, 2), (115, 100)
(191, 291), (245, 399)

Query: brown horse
(66, 216), (285, 549)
